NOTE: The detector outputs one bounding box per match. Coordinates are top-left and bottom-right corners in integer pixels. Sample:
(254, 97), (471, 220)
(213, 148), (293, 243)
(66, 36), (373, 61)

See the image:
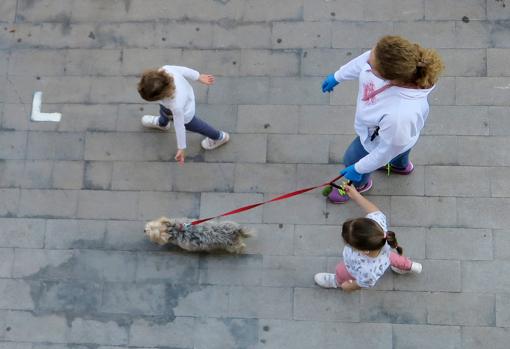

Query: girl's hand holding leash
(175, 149), (185, 165)
(343, 182), (380, 214)
(199, 74), (215, 85)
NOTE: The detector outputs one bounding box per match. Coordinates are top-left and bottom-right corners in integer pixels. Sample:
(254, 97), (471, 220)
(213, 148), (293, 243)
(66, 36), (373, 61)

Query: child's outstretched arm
(344, 183), (379, 214)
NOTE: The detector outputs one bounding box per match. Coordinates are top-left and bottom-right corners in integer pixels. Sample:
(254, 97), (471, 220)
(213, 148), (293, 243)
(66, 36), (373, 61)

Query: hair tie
(417, 61), (426, 68)
(383, 231), (387, 239)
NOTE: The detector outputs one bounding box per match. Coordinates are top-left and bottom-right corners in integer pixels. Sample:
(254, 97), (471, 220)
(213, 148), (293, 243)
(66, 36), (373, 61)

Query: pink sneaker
(379, 161), (414, 175)
(327, 179), (373, 204)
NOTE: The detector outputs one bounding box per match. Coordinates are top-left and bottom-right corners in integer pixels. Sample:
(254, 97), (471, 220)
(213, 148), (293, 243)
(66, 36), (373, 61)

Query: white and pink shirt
(334, 51), (435, 174)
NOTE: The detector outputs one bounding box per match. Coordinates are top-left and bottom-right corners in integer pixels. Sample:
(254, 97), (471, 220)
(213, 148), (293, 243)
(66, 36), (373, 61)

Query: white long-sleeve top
(158, 65), (200, 150)
(334, 51), (435, 174)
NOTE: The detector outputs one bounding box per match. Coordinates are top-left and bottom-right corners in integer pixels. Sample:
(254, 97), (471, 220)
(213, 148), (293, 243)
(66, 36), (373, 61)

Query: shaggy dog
(144, 217), (252, 253)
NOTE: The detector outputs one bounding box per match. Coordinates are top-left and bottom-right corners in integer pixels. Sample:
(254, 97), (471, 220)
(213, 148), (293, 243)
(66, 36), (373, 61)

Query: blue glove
(321, 74), (339, 93)
(340, 165), (363, 182)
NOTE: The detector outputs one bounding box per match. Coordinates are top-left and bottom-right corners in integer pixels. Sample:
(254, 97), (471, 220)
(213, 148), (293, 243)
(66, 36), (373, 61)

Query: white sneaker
(141, 115), (170, 131)
(314, 273), (338, 288)
(201, 131), (230, 150)
(391, 262), (422, 275)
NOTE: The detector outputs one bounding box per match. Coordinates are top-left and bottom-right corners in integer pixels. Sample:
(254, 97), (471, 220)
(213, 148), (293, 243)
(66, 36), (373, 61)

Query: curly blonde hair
(374, 35), (444, 89)
(137, 69), (175, 101)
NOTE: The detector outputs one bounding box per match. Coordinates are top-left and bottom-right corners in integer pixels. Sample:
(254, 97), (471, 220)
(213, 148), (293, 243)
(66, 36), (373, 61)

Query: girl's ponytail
(414, 46), (444, 89)
(385, 231), (403, 255)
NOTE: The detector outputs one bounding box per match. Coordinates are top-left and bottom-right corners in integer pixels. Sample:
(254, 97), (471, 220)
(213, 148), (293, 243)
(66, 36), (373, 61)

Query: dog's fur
(144, 217), (252, 253)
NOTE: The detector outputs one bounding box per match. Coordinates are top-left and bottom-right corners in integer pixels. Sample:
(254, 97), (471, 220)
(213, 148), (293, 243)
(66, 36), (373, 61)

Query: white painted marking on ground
(31, 91), (62, 122)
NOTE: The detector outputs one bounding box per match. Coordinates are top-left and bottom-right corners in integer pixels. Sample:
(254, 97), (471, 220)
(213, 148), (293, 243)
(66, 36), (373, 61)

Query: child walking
(314, 184), (421, 292)
(137, 65), (229, 164)
(321, 35), (444, 203)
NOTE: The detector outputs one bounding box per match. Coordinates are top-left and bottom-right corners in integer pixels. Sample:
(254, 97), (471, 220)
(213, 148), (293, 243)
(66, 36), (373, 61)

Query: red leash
(190, 174), (344, 225)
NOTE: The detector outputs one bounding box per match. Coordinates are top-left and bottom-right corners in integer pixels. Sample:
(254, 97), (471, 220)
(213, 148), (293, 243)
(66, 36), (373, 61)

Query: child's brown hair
(137, 69), (175, 101)
(342, 218), (403, 255)
(373, 35), (444, 89)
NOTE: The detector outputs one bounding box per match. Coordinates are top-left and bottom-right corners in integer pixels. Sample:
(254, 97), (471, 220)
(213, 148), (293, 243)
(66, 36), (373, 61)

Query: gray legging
(158, 104), (221, 140)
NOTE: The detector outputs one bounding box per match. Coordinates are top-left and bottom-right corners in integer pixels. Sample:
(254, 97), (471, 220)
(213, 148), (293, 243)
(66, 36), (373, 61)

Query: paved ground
(0, 0), (510, 348)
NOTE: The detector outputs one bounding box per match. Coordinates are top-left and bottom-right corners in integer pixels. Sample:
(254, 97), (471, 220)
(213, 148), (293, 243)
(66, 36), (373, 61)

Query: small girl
(314, 184), (422, 291)
(137, 65), (229, 164)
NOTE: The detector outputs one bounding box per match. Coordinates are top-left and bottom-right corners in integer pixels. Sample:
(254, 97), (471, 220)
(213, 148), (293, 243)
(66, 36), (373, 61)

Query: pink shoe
(327, 179), (373, 204)
(379, 161), (414, 175)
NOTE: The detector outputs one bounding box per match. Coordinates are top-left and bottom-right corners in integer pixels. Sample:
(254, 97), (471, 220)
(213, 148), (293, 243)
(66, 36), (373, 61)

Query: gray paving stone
(8, 49), (65, 76)
(26, 132), (84, 161)
(242, 223), (294, 256)
(496, 293), (510, 327)
(228, 286), (292, 319)
(425, 0), (486, 20)
(101, 282), (166, 315)
(457, 77), (510, 106)
(234, 163), (296, 193)
(77, 190), (138, 220)
(199, 255), (262, 286)
(0, 248), (14, 278)
(455, 20), (492, 49)
(0, 104), (29, 131)
(0, 189), (19, 217)
(36, 280), (102, 313)
(262, 255), (327, 287)
(370, 166), (425, 196)
(200, 192), (263, 223)
(363, 0), (424, 21)
(243, 0), (303, 21)
(425, 106), (489, 136)
(390, 227), (427, 260)
(83, 161), (112, 190)
(0, 279), (33, 310)
(236, 105), (299, 134)
(462, 261), (510, 292)
(4, 311), (67, 343)
(295, 164), (343, 188)
(0, 131), (27, 160)
(51, 161), (84, 189)
(12, 248), (74, 279)
(494, 230), (510, 260)
(428, 77), (456, 105)
(138, 191), (199, 221)
(393, 324), (461, 349)
(58, 104), (118, 132)
(240, 49), (299, 76)
(268, 134), (329, 164)
(121, 48), (183, 75)
(294, 225), (342, 256)
(214, 23), (271, 49)
(294, 287), (359, 322)
(462, 326), (510, 349)
(0, 218), (44, 248)
(425, 166), (491, 197)
(89, 77), (140, 104)
(128, 317), (194, 348)
(20, 160), (52, 189)
(0, 0), (15, 22)
(64, 49), (122, 76)
(488, 49), (510, 76)
(487, 0), (510, 20)
(208, 77), (270, 105)
(298, 105), (356, 134)
(173, 163), (235, 192)
(272, 22), (331, 49)
(0, 160), (23, 188)
(269, 77), (330, 105)
(105, 219), (158, 251)
(391, 196), (457, 227)
(394, 21), (456, 48)
(0, 343), (32, 349)
(360, 291), (428, 324)
(135, 252), (199, 284)
(438, 49), (487, 77)
(426, 228), (492, 260)
(257, 319), (328, 349)
(45, 219), (105, 249)
(193, 317), (258, 349)
(427, 292), (495, 326)
(195, 104), (238, 133)
(169, 285), (229, 318)
(458, 136), (510, 166)
(325, 195), (391, 226)
(19, 189), (78, 218)
(111, 161), (172, 191)
(393, 260), (461, 292)
(66, 317), (129, 345)
(332, 22), (394, 48)
(458, 198), (510, 229)
(329, 80), (359, 106)
(489, 107), (510, 136)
